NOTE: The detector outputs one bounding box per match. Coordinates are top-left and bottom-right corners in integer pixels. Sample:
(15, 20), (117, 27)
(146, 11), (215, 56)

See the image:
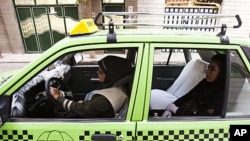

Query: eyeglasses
(97, 69), (105, 75)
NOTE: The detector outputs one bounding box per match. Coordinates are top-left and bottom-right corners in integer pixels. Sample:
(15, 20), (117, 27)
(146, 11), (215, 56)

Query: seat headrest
(112, 69), (135, 87)
(167, 59), (209, 98)
(113, 74), (133, 87)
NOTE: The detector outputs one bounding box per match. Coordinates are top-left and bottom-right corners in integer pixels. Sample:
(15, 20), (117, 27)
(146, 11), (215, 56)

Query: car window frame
(146, 43), (234, 120)
(7, 43), (144, 122)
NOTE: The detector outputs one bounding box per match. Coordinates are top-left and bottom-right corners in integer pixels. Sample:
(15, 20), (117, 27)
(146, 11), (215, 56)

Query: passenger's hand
(50, 87), (62, 100)
(78, 100), (84, 103)
(166, 103), (179, 113)
(161, 110), (172, 118)
(207, 109), (214, 115)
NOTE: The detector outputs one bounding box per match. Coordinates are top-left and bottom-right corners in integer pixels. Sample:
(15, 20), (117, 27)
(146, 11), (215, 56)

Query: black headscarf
(209, 53), (226, 84)
(97, 55), (133, 89)
(174, 53), (226, 116)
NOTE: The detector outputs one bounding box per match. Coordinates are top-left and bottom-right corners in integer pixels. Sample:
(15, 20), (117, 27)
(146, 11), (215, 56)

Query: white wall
(137, 0), (165, 13)
(137, 0), (165, 29)
(135, 0), (250, 38)
(220, 0), (250, 38)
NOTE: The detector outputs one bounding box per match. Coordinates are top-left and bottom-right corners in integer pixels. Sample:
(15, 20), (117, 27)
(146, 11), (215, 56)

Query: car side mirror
(74, 53), (83, 64)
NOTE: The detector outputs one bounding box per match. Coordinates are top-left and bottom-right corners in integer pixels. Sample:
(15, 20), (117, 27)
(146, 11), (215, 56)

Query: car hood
(0, 69), (20, 86)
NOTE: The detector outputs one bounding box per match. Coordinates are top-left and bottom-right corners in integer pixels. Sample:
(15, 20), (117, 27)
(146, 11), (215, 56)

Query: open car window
(10, 47), (138, 119)
(153, 49), (201, 65)
(150, 47), (228, 118)
(226, 50), (250, 117)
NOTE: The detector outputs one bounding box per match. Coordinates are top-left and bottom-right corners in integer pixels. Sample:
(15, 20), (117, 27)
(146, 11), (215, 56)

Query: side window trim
(221, 49), (231, 118)
(241, 46), (250, 63)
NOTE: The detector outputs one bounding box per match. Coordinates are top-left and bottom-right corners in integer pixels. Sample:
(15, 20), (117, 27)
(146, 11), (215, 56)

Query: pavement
(0, 53), (41, 73)
(0, 53), (40, 63)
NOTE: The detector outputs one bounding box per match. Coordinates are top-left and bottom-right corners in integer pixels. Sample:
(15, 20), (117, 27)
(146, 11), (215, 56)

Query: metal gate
(14, 0), (78, 53)
(164, 6), (220, 31)
(163, 5), (220, 53)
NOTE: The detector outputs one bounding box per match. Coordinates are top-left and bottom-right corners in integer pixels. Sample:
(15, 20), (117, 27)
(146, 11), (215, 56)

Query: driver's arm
(50, 87), (114, 118)
(57, 95), (114, 118)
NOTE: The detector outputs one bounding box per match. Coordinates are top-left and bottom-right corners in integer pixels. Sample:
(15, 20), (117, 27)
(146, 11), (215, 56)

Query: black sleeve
(175, 93), (224, 116)
(173, 80), (204, 116)
(175, 109), (194, 116)
(174, 80), (204, 107)
(173, 91), (197, 116)
(57, 95), (114, 118)
(174, 93), (192, 107)
(174, 99), (199, 116)
(196, 95), (224, 116)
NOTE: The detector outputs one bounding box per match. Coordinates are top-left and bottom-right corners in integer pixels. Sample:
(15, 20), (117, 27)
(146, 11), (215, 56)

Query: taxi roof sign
(70, 19), (99, 36)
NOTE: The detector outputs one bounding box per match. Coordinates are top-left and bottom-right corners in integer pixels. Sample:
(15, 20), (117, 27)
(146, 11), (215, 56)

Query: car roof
(67, 12), (250, 46)
(67, 29), (250, 47)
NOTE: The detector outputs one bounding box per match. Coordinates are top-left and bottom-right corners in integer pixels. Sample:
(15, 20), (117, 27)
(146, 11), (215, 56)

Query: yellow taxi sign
(70, 19), (99, 36)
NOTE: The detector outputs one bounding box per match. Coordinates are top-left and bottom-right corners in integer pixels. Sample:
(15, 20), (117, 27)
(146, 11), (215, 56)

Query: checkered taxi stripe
(0, 130), (33, 141)
(0, 128), (229, 141)
(136, 129), (229, 141)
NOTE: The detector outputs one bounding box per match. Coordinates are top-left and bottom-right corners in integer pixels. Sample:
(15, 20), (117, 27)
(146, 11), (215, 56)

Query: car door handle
(91, 134), (116, 141)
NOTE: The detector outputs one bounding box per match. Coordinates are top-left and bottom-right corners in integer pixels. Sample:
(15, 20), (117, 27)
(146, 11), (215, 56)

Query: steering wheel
(45, 77), (71, 105)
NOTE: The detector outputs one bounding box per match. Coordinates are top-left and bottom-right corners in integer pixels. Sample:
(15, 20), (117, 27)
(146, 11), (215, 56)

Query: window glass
(226, 50), (250, 117)
(152, 48), (204, 90)
(153, 49), (201, 65)
(150, 48), (226, 118)
(76, 49), (130, 65)
(11, 48), (137, 119)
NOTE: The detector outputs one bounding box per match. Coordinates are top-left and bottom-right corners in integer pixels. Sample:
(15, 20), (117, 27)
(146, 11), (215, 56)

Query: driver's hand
(50, 87), (61, 100)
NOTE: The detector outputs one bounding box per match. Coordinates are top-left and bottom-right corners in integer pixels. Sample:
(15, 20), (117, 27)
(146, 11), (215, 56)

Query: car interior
(11, 48), (137, 118)
(11, 47), (249, 119)
(148, 49), (229, 117)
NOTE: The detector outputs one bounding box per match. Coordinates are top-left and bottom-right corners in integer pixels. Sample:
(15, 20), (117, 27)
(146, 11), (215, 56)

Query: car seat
(150, 59), (209, 109)
(114, 70), (135, 118)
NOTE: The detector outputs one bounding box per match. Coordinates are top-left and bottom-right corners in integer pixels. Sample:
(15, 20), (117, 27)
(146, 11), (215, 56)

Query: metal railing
(94, 12), (241, 30)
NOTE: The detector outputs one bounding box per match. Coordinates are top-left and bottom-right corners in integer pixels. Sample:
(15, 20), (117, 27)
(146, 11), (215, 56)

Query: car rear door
(135, 43), (250, 141)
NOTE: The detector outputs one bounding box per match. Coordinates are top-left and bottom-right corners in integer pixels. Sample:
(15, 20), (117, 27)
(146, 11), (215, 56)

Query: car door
(136, 43), (250, 141)
(0, 43), (145, 141)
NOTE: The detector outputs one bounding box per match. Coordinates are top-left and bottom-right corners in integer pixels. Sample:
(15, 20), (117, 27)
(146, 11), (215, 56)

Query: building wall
(138, 0), (165, 13)
(125, 0), (138, 12)
(92, 0), (102, 18)
(137, 0), (165, 29)
(0, 0), (24, 54)
(220, 0), (250, 38)
(0, 0), (137, 54)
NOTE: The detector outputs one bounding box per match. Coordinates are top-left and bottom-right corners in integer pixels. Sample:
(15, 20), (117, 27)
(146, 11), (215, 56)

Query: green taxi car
(1, 12), (250, 141)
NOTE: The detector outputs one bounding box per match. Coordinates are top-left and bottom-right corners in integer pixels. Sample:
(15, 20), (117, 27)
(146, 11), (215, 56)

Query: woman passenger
(162, 53), (226, 117)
